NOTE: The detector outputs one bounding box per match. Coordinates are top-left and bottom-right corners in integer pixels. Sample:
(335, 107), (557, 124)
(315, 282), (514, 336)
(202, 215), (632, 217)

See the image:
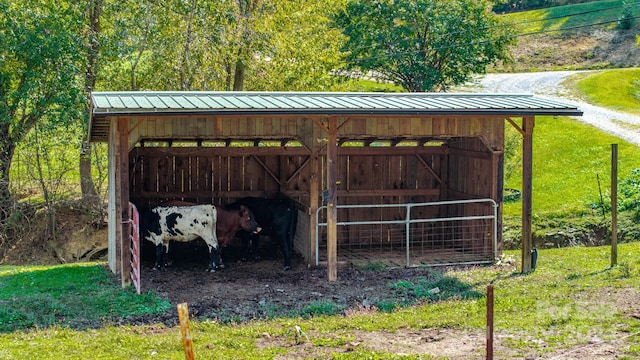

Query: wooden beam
(415, 154), (442, 184)
(337, 118), (352, 132)
(327, 117), (338, 281)
(118, 118), (131, 287)
(132, 146), (311, 157)
(310, 117), (329, 133)
(521, 117), (534, 273)
(285, 157), (310, 185)
(309, 149), (320, 268)
(250, 155), (282, 186)
(506, 117), (525, 136)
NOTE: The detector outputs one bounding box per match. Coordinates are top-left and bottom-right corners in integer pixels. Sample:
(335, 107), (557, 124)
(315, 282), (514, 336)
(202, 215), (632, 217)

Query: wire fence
(316, 199), (498, 268)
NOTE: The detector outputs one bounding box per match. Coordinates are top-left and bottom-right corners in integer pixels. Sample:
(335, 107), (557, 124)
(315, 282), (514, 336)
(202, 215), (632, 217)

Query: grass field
(502, 115), (640, 217)
(499, 67), (640, 217)
(1, 243), (640, 358)
(573, 67), (640, 115)
(502, 0), (640, 33)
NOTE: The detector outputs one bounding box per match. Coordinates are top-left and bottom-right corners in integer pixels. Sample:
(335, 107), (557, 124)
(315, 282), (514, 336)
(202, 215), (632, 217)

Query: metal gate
(315, 199), (498, 268)
(128, 202), (141, 294)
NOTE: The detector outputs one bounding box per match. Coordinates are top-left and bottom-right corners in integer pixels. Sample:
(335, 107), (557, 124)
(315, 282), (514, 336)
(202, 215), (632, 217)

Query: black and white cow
(227, 197), (298, 271)
(139, 204), (261, 272)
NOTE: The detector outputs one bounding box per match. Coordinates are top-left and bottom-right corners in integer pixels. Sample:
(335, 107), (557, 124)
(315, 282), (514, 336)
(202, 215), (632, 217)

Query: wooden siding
(126, 115), (504, 151)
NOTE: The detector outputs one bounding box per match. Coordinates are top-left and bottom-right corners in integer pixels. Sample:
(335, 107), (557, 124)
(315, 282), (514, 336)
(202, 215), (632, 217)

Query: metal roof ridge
(91, 91), (537, 97)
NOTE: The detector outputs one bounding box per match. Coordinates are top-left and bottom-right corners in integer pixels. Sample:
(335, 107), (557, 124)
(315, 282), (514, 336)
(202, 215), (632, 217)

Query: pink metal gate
(129, 202), (141, 294)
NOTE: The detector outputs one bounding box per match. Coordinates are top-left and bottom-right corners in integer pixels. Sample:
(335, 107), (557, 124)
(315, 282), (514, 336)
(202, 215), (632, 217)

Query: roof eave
(91, 108), (583, 118)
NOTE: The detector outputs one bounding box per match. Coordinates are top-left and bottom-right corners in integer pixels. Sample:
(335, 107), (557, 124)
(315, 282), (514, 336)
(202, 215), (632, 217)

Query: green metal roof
(89, 91), (582, 142)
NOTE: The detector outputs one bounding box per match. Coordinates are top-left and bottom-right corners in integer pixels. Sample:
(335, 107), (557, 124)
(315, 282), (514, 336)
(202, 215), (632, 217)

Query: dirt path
(461, 71), (640, 146)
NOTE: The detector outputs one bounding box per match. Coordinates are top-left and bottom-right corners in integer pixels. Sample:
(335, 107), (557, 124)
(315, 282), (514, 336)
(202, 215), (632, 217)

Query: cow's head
(239, 205), (261, 234)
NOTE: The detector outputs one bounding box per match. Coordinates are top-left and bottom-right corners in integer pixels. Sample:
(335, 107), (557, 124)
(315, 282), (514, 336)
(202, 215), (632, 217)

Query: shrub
(617, 1), (635, 30)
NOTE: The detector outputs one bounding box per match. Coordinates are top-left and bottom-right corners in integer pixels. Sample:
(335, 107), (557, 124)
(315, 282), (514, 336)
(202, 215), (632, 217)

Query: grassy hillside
(503, 116), (640, 216)
(496, 0), (640, 71)
(504, 0), (639, 33)
(572, 67), (640, 115)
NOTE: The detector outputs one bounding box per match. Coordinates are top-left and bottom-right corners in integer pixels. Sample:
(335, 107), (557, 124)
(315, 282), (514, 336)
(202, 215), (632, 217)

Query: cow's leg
(279, 230), (292, 271)
(241, 233), (261, 261)
(216, 247), (226, 270)
(283, 210), (297, 271)
(206, 246), (224, 272)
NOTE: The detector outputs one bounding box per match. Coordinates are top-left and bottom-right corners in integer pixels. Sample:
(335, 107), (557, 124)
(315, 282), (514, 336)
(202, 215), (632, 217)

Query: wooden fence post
(486, 285), (494, 360)
(178, 303), (195, 360)
(611, 144), (618, 267)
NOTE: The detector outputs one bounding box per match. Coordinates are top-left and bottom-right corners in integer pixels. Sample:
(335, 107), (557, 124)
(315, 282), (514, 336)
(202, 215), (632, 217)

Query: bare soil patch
(132, 245), (446, 324)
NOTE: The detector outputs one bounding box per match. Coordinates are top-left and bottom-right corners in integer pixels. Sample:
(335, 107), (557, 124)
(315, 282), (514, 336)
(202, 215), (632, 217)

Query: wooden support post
(309, 147), (320, 267)
(118, 118), (131, 287)
(177, 303), (195, 360)
(611, 144), (618, 267)
(326, 117), (338, 281)
(521, 117), (534, 273)
(486, 284), (494, 360)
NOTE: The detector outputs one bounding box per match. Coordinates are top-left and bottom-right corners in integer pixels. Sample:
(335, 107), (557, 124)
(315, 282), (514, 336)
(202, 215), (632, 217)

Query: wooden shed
(88, 91), (581, 285)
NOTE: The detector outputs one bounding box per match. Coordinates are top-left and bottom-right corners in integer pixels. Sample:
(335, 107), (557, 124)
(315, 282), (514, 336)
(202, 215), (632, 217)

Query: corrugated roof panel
(453, 96), (496, 109)
(185, 96), (210, 108)
(493, 98), (529, 109)
(104, 95), (126, 109)
(319, 96), (355, 108)
(157, 95), (183, 109)
(121, 95), (141, 109)
(235, 95), (269, 109)
(131, 95), (155, 109)
(90, 91), (582, 115)
(256, 95), (294, 109)
(92, 95), (112, 109)
(195, 95), (221, 108)
(284, 96), (320, 109)
(298, 96), (334, 109)
(220, 96), (249, 108)
(167, 95), (194, 109)
(330, 95), (369, 109)
(207, 95), (239, 108)
(354, 95), (396, 109)
(396, 96), (440, 109)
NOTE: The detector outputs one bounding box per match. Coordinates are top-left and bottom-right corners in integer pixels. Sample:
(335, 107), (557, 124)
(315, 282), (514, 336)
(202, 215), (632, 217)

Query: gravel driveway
(461, 71), (640, 146)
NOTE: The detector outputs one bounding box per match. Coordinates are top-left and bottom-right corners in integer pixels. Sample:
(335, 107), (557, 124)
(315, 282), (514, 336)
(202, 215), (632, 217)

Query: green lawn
(0, 263), (171, 332)
(503, 116), (640, 217)
(2, 244), (640, 359)
(573, 68), (640, 115)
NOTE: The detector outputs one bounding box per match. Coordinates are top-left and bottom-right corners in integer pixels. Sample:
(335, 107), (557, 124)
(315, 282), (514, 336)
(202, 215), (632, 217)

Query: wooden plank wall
(445, 137), (497, 256)
(129, 147), (312, 208)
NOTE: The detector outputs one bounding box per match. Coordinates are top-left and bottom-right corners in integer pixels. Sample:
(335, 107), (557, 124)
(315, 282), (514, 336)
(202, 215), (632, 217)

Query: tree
(0, 0), (85, 214)
(97, 0), (347, 92)
(334, 0), (514, 92)
(80, 0), (102, 201)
